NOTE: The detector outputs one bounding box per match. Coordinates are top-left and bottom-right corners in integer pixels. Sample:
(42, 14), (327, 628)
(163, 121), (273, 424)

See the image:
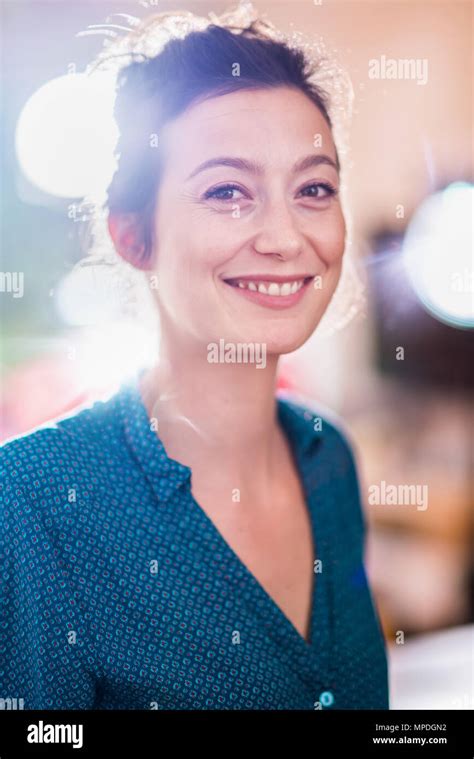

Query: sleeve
(0, 439), (98, 710)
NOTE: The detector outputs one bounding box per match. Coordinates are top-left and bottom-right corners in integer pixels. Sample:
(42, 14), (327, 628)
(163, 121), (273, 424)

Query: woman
(0, 5), (389, 709)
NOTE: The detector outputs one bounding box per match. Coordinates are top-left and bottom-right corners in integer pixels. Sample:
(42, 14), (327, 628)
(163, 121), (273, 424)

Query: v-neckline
(185, 399), (329, 654)
(122, 376), (332, 657)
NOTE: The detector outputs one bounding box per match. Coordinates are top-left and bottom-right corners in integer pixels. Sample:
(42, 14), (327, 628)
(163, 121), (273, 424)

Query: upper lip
(222, 274), (314, 283)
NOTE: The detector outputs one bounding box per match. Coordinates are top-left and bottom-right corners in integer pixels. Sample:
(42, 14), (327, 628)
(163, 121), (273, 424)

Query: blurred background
(1, 0), (473, 709)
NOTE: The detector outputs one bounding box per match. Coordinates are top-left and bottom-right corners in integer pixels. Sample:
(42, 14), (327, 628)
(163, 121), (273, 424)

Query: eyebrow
(186, 153), (340, 181)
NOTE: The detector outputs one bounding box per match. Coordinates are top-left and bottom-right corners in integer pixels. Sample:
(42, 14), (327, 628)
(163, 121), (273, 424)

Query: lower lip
(222, 278), (313, 310)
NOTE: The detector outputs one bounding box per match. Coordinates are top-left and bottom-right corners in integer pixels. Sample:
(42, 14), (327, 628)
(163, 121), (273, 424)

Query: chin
(267, 333), (315, 356)
(240, 320), (320, 356)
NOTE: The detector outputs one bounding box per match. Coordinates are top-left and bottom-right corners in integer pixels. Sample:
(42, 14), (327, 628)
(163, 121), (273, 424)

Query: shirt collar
(118, 374), (323, 505)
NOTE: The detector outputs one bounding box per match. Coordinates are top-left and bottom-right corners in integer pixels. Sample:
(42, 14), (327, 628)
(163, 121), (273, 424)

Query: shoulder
(0, 394), (124, 708)
(0, 388), (127, 521)
(278, 389), (360, 468)
(278, 391), (366, 536)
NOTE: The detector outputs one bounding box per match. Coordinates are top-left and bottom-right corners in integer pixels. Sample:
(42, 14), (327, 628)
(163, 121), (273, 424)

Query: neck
(139, 332), (283, 485)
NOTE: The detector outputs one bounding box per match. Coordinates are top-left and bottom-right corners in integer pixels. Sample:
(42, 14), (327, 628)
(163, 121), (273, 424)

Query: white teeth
(231, 279), (306, 296)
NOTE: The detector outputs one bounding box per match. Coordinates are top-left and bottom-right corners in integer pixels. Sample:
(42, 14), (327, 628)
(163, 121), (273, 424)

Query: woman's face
(150, 86), (346, 355)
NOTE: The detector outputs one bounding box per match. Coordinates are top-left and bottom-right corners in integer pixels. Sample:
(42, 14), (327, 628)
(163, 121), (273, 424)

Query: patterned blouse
(0, 374), (389, 710)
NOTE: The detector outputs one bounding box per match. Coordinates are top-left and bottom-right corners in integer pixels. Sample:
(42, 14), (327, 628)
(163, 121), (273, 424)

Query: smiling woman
(0, 2), (389, 710)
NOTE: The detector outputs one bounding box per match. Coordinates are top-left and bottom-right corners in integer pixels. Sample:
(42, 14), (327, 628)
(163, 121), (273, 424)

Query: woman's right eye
(203, 183), (248, 202)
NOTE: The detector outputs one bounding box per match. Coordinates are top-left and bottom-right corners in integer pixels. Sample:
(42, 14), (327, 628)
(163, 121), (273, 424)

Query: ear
(107, 212), (154, 271)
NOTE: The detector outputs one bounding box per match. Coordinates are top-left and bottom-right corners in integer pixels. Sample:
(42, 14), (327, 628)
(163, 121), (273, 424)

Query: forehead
(159, 87), (337, 177)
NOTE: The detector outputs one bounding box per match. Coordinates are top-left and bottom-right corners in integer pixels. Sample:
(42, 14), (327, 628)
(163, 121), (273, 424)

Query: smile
(222, 275), (314, 309)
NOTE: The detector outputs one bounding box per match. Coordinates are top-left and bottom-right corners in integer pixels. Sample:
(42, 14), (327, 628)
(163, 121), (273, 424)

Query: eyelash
(300, 182), (338, 199)
(203, 182), (338, 202)
(202, 183), (249, 202)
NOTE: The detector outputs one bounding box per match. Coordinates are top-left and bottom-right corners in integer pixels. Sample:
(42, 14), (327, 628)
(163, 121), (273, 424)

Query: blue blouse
(0, 375), (389, 710)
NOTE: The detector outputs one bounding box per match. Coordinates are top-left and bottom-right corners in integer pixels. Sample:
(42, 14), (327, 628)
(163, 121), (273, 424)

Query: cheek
(151, 220), (227, 324)
(309, 209), (346, 302)
(317, 207), (346, 268)
(155, 196), (232, 274)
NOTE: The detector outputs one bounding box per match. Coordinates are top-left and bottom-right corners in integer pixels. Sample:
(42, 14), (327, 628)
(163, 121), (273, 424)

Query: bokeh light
(402, 182), (474, 329)
(15, 71), (118, 198)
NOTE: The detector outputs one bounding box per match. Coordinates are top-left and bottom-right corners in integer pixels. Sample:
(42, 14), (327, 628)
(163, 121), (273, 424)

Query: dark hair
(105, 15), (336, 261)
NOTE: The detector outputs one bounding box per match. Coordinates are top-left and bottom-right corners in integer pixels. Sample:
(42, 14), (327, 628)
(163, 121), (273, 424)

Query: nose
(251, 196), (304, 261)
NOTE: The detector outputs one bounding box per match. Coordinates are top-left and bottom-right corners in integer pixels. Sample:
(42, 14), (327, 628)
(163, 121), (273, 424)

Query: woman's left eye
(203, 184), (247, 202)
(299, 182), (338, 199)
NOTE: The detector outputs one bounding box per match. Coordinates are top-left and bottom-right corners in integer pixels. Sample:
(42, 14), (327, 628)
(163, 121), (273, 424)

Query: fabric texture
(0, 374), (389, 710)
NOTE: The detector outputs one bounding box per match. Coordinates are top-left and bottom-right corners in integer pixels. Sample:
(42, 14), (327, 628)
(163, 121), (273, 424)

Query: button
(319, 690), (334, 707)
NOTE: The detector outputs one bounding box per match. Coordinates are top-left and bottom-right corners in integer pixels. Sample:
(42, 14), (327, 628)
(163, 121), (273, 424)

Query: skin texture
(109, 86), (346, 641)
